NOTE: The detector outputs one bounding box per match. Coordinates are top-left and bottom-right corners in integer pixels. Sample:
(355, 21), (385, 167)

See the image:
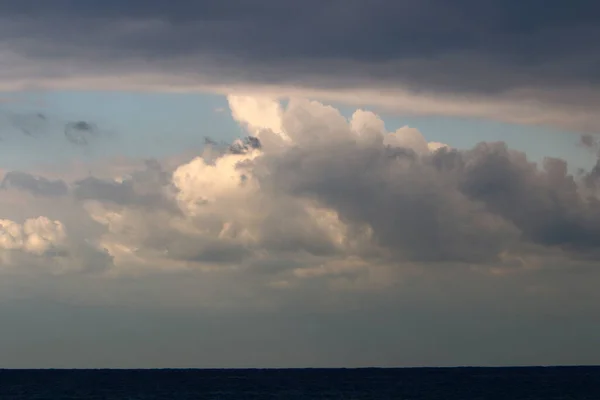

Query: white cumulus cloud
(0, 216), (66, 256)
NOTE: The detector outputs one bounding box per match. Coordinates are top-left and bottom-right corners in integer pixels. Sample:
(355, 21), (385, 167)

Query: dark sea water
(0, 367), (598, 399)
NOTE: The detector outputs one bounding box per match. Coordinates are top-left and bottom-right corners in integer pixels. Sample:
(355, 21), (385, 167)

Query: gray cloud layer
(3, 1), (598, 81)
(0, 1), (599, 132)
(262, 141), (600, 263)
(1, 171), (68, 197)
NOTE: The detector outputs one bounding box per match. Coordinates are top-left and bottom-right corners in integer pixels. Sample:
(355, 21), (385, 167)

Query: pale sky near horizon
(1, 0), (600, 368)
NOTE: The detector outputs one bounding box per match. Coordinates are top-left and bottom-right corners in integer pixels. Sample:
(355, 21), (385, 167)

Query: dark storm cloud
(259, 139), (600, 263)
(454, 145), (600, 250)
(1, 171), (68, 196)
(1, 0), (599, 95)
(261, 142), (517, 263)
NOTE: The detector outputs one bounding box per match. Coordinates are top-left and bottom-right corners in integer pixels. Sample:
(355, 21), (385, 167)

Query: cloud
(0, 211), (113, 275)
(580, 134), (600, 159)
(3, 96), (600, 369)
(71, 158), (171, 204)
(1, 171), (68, 197)
(3, 94), (600, 366)
(0, 216), (66, 256)
(53, 99), (600, 277)
(581, 134), (596, 148)
(3, 96), (600, 291)
(215, 98), (600, 267)
(1, 112), (47, 137)
(228, 136), (261, 155)
(0, 1), (598, 131)
(228, 95), (284, 137)
(64, 120), (98, 145)
(0, 107), (111, 150)
(73, 177), (138, 204)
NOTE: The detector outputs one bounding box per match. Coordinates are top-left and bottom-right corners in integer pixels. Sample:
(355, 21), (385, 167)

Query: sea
(0, 367), (598, 399)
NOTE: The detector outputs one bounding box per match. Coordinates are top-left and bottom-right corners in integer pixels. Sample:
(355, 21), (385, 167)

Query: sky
(1, 0), (600, 368)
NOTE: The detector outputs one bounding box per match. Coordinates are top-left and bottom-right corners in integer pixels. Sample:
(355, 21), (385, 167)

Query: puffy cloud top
(0, 216), (66, 256)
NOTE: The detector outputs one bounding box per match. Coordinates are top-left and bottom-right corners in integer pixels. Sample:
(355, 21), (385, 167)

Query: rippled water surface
(1, 367), (598, 399)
